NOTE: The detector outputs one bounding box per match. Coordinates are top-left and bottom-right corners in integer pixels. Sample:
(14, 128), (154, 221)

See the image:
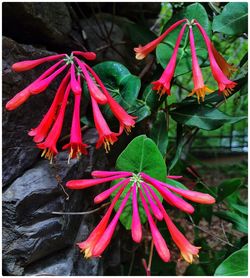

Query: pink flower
(36, 83), (71, 162)
(62, 75), (88, 160)
(29, 71), (71, 143)
(211, 43), (237, 78)
(195, 21), (237, 97)
(131, 184), (142, 243)
(84, 63), (137, 134)
(189, 27), (213, 103)
(151, 24), (187, 97)
(134, 19), (187, 60)
(67, 170), (215, 263)
(6, 60), (64, 110)
(78, 183), (127, 258)
(91, 97), (119, 153)
(70, 63), (82, 95)
(140, 189), (170, 262)
(72, 51), (96, 61)
(92, 188), (132, 257)
(11, 54), (66, 72)
(66, 172), (132, 190)
(75, 58), (107, 105)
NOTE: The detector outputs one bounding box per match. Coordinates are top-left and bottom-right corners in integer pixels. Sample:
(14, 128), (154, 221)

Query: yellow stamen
(41, 148), (54, 163)
(189, 86), (214, 103)
(84, 247), (92, 259)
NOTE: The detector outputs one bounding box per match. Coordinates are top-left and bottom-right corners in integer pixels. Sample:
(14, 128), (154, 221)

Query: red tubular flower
(195, 21), (237, 97)
(36, 84), (71, 162)
(141, 173), (195, 214)
(211, 43), (237, 78)
(84, 63), (137, 134)
(11, 54), (66, 72)
(131, 184), (142, 243)
(161, 183), (216, 204)
(29, 71), (71, 143)
(151, 24), (187, 97)
(141, 183), (163, 220)
(70, 64), (82, 95)
(66, 173), (132, 190)
(140, 189), (170, 262)
(78, 183), (127, 258)
(75, 58), (107, 105)
(147, 186), (200, 263)
(189, 27), (213, 103)
(94, 179), (130, 204)
(62, 78), (88, 160)
(29, 64), (67, 94)
(67, 170), (215, 263)
(134, 19), (187, 60)
(92, 188), (132, 257)
(91, 97), (118, 153)
(73, 51), (96, 60)
(92, 170), (132, 178)
(6, 60), (64, 110)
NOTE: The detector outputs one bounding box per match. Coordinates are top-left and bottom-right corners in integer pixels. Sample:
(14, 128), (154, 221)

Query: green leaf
(212, 3), (248, 35)
(215, 211), (248, 233)
(217, 178), (243, 202)
(170, 104), (246, 130)
(165, 177), (188, 190)
(113, 135), (167, 229)
(142, 84), (166, 111)
(156, 3), (211, 76)
(85, 61), (151, 125)
(230, 203), (248, 216)
(149, 111), (168, 157)
(185, 264), (206, 276)
(214, 247), (248, 276)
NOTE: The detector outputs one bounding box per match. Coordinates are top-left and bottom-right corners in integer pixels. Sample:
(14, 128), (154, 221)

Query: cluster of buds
(6, 51), (136, 162)
(134, 19), (237, 103)
(66, 170), (215, 263)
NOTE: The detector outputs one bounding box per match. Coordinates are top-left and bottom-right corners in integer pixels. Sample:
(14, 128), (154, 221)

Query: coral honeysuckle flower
(28, 71), (71, 143)
(211, 43), (237, 78)
(195, 21), (237, 97)
(11, 54), (66, 72)
(131, 184), (143, 243)
(189, 27), (213, 103)
(37, 83), (71, 163)
(78, 183), (128, 258)
(62, 76), (88, 160)
(83, 63), (137, 134)
(66, 170), (215, 262)
(91, 97), (119, 153)
(134, 19), (187, 60)
(146, 186), (200, 263)
(151, 24), (187, 97)
(6, 60), (64, 110)
(75, 58), (108, 105)
(6, 51), (136, 161)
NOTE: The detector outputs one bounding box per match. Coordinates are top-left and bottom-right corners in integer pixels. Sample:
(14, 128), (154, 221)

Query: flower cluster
(66, 170), (215, 263)
(134, 19), (237, 103)
(6, 52), (136, 162)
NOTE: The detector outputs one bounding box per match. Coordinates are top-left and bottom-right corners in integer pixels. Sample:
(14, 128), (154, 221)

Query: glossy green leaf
(212, 3), (248, 35)
(113, 135), (167, 229)
(214, 247), (248, 276)
(230, 203), (248, 216)
(215, 211), (248, 233)
(156, 3), (211, 76)
(217, 178), (243, 202)
(170, 104), (246, 130)
(142, 84), (166, 111)
(149, 111), (168, 157)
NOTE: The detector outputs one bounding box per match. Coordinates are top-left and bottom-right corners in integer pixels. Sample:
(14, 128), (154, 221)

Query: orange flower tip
(40, 148), (56, 164)
(134, 46), (146, 60)
(188, 86), (214, 103)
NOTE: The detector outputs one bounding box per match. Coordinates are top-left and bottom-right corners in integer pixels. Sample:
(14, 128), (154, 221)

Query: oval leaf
(217, 178), (243, 202)
(212, 3), (248, 35)
(214, 247), (248, 276)
(170, 104), (246, 130)
(113, 135), (167, 229)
